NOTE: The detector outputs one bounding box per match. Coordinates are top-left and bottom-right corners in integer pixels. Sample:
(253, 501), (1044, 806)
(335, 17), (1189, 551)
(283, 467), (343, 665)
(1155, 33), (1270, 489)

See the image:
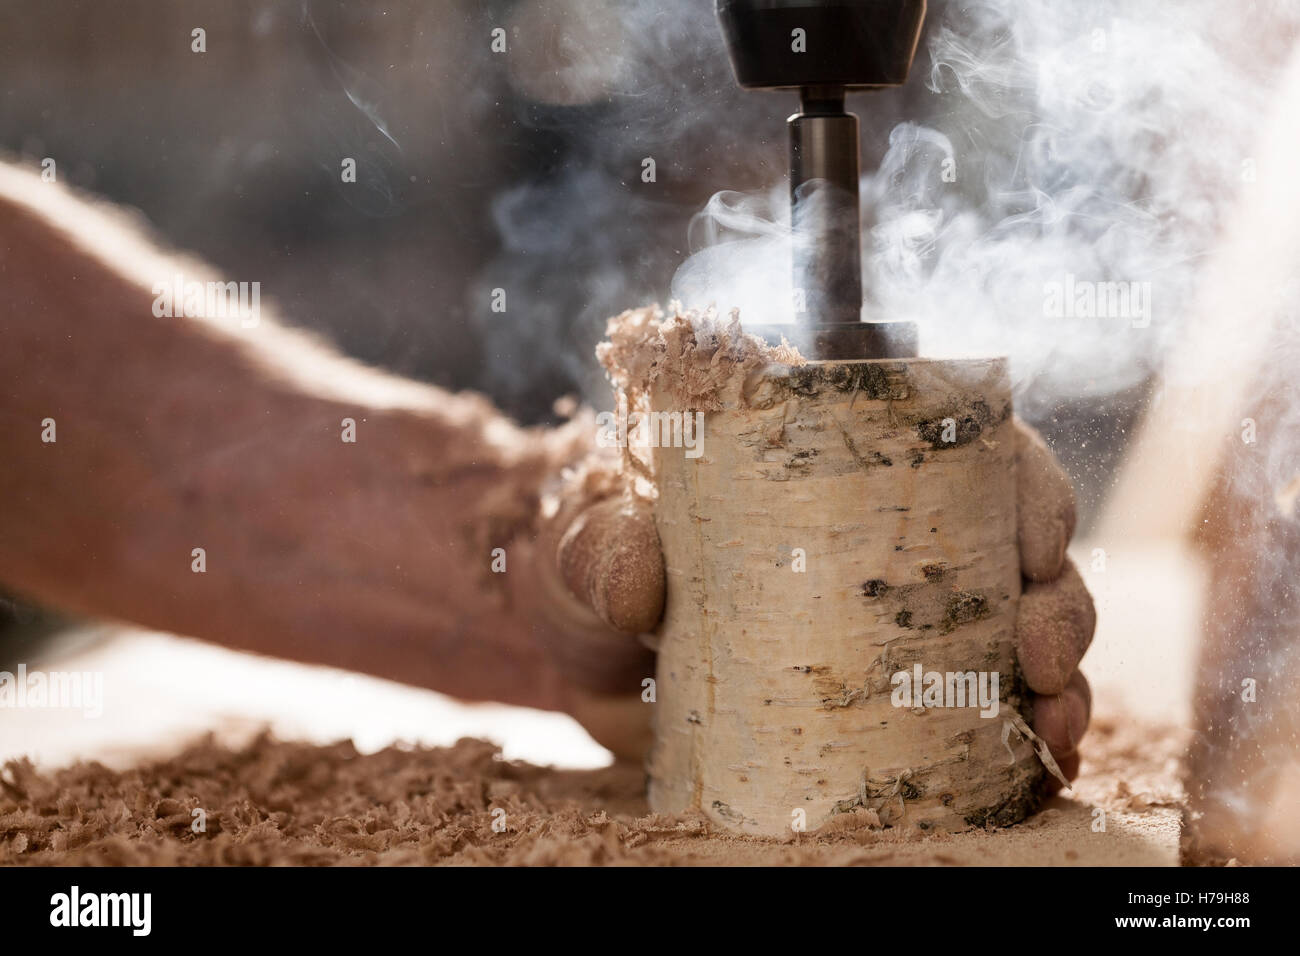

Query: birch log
(646, 356), (1040, 836)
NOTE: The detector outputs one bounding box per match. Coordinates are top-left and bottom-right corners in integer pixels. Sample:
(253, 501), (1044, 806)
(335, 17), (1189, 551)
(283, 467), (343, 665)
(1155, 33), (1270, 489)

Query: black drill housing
(715, 0), (927, 359)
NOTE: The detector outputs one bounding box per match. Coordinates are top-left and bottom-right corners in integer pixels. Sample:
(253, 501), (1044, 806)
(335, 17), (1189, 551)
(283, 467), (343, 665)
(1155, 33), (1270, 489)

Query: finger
(1031, 669), (1092, 765)
(1016, 558), (1096, 695)
(1015, 418), (1077, 582)
(566, 687), (654, 763)
(557, 495), (665, 634)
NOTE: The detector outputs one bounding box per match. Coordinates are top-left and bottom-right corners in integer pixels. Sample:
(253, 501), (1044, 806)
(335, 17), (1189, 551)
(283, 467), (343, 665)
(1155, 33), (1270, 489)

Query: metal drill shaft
(789, 85), (862, 330)
(715, 0), (926, 360)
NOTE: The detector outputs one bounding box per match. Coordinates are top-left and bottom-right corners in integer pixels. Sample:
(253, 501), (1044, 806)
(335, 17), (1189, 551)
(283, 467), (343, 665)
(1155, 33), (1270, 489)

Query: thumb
(557, 495), (665, 634)
(1014, 417), (1077, 582)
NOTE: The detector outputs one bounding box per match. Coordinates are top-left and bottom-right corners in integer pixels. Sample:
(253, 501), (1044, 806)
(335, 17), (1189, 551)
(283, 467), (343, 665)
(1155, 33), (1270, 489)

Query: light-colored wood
(647, 357), (1039, 836)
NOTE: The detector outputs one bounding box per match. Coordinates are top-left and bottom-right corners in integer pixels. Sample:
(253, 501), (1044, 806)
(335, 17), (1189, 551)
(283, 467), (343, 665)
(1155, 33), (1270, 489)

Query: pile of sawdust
(597, 306), (803, 411)
(0, 713), (1188, 866)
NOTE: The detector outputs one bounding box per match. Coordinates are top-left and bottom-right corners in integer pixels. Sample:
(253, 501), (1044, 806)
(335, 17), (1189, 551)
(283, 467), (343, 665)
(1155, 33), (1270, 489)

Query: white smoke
(671, 0), (1300, 405)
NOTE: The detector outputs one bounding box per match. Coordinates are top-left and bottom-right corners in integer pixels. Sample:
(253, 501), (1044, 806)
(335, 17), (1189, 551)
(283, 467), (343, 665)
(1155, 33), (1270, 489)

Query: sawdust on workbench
(0, 712), (1188, 866)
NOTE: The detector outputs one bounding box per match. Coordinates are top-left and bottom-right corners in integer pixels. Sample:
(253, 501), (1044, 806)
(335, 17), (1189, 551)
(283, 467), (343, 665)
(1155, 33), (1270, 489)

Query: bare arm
(0, 161), (653, 720)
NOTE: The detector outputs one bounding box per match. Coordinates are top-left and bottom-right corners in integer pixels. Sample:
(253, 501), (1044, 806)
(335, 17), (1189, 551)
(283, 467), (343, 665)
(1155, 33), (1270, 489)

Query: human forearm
(0, 163), (593, 711)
